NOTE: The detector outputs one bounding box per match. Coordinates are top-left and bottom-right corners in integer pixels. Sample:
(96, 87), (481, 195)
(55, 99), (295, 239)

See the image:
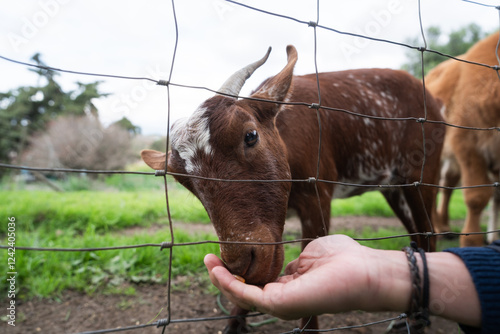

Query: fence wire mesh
(1, 0), (500, 333)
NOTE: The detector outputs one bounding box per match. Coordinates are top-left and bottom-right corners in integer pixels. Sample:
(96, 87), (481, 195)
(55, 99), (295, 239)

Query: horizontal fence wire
(1, 164), (499, 190)
(1, 0), (500, 333)
(3, 230), (500, 253)
(0, 163), (155, 175)
(75, 312), (267, 334)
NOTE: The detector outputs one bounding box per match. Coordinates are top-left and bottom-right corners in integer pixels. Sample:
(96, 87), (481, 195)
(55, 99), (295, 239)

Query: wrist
(369, 249), (480, 327)
(427, 252), (481, 327)
(360, 247), (412, 312)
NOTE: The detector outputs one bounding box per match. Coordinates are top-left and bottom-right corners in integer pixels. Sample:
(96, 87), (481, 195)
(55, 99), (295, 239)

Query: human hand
(205, 234), (409, 320)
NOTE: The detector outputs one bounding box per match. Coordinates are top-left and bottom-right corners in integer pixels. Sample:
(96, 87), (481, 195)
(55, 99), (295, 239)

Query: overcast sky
(1, 0), (499, 135)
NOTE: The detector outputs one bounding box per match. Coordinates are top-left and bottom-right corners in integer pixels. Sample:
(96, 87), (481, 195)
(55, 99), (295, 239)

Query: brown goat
(427, 31), (500, 247)
(141, 45), (444, 332)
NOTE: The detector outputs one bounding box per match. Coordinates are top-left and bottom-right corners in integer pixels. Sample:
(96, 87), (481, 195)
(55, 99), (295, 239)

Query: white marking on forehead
(170, 106), (212, 173)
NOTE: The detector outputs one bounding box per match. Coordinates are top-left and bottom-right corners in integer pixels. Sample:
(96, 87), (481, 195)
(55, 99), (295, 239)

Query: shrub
(21, 115), (133, 171)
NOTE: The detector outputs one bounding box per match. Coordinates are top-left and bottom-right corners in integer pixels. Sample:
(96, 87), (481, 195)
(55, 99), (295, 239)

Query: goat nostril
(250, 247), (256, 263)
(221, 245), (256, 279)
(237, 247), (257, 281)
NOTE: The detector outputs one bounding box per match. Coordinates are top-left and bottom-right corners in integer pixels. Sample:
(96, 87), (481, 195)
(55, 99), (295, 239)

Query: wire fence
(1, 0), (500, 333)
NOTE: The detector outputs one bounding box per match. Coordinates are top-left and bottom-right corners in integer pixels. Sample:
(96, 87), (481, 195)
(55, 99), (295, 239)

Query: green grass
(1, 175), (468, 233)
(0, 174), (468, 300)
(331, 192), (394, 217)
(0, 176), (213, 299)
(442, 190), (468, 220)
(0, 188), (209, 235)
(0, 191), (163, 234)
(331, 190), (467, 220)
(0, 227), (219, 299)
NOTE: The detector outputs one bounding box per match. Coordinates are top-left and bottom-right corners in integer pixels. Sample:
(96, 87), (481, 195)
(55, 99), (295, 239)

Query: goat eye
(244, 130), (259, 147)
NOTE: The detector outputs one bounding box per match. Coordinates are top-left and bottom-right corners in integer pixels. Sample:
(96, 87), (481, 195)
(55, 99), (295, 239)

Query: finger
(204, 254), (227, 292)
(204, 253), (225, 271)
(205, 257), (258, 307)
(205, 260), (250, 309)
(206, 255), (290, 316)
(211, 266), (261, 311)
(284, 258), (299, 275)
(212, 267), (301, 320)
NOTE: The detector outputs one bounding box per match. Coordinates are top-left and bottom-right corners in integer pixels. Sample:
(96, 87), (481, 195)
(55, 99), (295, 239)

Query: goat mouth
(228, 245), (283, 286)
(221, 247), (254, 283)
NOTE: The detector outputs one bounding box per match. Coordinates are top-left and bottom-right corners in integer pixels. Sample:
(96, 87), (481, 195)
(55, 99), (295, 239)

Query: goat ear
(250, 45), (298, 104)
(140, 149), (167, 170)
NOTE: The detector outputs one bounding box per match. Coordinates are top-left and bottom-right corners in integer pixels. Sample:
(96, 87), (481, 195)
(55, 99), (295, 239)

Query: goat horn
(218, 47), (272, 97)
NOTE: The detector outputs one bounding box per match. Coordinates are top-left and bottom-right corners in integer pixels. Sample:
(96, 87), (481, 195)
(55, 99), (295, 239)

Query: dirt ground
(6, 217), (464, 334)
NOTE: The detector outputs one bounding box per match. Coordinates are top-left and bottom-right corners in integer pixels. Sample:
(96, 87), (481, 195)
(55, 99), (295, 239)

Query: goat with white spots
(141, 45), (444, 332)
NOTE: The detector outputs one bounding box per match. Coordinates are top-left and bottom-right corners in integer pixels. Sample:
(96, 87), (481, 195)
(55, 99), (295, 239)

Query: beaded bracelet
(402, 241), (431, 331)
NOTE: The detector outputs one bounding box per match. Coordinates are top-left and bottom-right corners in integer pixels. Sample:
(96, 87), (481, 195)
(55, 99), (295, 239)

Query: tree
(112, 117), (141, 135)
(0, 53), (107, 163)
(401, 23), (487, 78)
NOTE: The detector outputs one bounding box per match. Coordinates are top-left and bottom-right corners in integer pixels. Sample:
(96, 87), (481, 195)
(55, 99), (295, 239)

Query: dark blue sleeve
(444, 240), (500, 334)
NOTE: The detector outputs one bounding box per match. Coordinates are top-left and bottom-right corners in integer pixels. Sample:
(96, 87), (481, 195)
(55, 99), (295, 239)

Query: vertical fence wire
(157, 0), (180, 329)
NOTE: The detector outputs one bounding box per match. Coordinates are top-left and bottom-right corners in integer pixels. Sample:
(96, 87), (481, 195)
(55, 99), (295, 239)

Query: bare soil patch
(11, 283), (460, 334)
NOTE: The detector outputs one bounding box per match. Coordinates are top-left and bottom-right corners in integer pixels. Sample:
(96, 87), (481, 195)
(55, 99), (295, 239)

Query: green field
(0, 174), (468, 300)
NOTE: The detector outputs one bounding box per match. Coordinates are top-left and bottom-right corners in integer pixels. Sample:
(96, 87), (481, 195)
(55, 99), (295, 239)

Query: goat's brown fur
(142, 45), (444, 331)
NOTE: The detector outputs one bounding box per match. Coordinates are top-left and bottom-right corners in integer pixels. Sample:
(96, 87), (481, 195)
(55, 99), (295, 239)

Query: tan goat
(427, 31), (500, 246)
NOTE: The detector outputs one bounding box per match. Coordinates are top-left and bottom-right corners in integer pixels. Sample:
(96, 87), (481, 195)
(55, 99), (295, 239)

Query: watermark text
(6, 217), (16, 327)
